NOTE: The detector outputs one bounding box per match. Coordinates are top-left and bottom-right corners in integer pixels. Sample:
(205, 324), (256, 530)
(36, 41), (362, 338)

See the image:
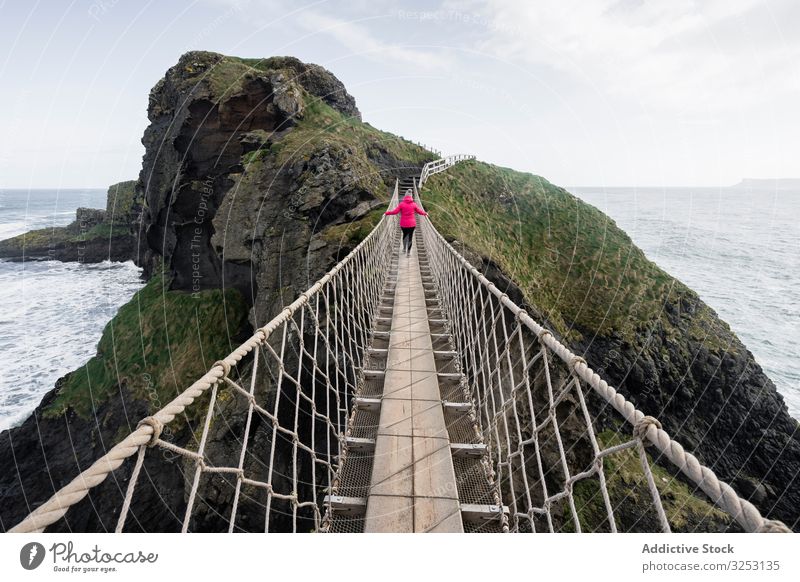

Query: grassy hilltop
(422, 161), (730, 349)
(421, 160), (798, 530)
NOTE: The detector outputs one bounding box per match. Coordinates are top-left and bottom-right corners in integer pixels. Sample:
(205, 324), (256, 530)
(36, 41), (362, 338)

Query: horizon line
(3, 178), (800, 191)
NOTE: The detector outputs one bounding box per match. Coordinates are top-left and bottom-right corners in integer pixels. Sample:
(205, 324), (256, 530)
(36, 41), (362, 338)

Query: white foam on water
(0, 188), (141, 431)
(0, 259), (143, 430)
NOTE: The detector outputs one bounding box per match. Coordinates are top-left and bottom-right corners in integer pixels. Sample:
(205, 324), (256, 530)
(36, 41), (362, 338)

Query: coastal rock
(10, 50), (781, 535)
(136, 51), (416, 320)
(580, 296), (800, 528)
(260, 55), (360, 120)
(0, 376), (186, 532)
(0, 215), (133, 263)
(75, 207), (106, 227)
(0, 180), (142, 263)
(0, 52), (431, 532)
(269, 72), (304, 119)
(105, 180), (139, 225)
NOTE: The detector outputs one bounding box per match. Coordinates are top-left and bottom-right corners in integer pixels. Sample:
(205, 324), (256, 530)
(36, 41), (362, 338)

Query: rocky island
(0, 51), (796, 533)
(0, 181), (140, 263)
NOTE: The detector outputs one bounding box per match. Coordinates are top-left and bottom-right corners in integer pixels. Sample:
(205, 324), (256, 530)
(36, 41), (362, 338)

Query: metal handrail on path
(419, 154), (475, 188)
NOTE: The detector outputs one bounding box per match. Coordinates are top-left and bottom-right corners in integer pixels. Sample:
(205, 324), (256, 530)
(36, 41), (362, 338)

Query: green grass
(197, 55), (309, 97)
(44, 270), (249, 420)
(241, 146), (272, 166)
(270, 91), (434, 177)
(566, 430), (731, 532)
(423, 161), (691, 343)
(80, 222), (127, 240)
(0, 227), (73, 251)
(295, 95), (434, 165)
(235, 83), (435, 212)
(106, 180), (138, 225)
(178, 53), (435, 172)
(176, 53), (252, 97)
(0, 221), (129, 253)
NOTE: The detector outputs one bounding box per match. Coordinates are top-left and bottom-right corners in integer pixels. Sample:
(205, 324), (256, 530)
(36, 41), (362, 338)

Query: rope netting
(10, 154), (790, 534)
(413, 161), (790, 533)
(10, 184), (400, 533)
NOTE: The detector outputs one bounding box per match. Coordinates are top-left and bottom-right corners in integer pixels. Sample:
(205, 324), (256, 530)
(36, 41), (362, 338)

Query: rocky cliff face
(582, 293), (798, 526)
(105, 180), (140, 225)
(135, 51), (424, 323)
(0, 52), (433, 532)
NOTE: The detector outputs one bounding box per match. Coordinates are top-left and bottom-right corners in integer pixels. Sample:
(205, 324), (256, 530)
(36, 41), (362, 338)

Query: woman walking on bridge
(385, 190), (428, 257)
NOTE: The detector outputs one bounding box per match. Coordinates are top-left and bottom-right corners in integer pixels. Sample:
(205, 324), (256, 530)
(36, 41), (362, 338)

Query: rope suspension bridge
(10, 155), (790, 533)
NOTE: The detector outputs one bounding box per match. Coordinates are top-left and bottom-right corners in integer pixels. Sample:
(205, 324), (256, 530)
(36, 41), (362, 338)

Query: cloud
(458, 0), (800, 114)
(199, 0), (454, 71)
(297, 11), (454, 71)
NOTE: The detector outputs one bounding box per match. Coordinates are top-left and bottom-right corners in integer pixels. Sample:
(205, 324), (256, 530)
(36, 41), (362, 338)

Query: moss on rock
(275, 95), (433, 168)
(105, 180), (138, 225)
(421, 160), (799, 530)
(565, 430), (732, 532)
(321, 208), (385, 247)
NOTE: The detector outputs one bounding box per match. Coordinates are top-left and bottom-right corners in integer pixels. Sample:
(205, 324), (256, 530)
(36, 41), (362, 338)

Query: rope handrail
(10, 181), (401, 533)
(10, 152), (790, 533)
(414, 167), (790, 533)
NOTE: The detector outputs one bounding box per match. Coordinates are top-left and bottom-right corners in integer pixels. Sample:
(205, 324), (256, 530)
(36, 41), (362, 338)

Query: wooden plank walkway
(364, 237), (464, 533)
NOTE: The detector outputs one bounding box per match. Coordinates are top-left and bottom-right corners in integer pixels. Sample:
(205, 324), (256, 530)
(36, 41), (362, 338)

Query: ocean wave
(0, 256), (142, 431)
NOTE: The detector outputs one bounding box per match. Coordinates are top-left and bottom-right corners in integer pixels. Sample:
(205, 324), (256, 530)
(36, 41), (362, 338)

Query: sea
(0, 189), (143, 431)
(0, 186), (797, 431)
(572, 186), (799, 419)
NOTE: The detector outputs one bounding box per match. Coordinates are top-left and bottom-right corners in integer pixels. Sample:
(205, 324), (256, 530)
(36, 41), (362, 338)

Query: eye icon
(20, 542), (46, 570)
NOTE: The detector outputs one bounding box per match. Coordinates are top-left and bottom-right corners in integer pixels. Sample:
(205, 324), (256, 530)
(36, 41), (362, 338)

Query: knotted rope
(10, 159), (791, 535)
(10, 182), (402, 533)
(414, 175), (791, 534)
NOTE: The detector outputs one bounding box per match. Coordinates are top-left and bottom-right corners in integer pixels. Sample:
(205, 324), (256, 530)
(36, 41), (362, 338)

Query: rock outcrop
(135, 51), (423, 323)
(0, 180), (141, 263)
(581, 291), (799, 527)
(0, 52), (433, 532)
(105, 180), (140, 225)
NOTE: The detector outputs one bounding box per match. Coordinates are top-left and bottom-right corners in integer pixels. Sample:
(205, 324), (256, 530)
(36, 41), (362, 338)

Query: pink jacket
(385, 195), (427, 228)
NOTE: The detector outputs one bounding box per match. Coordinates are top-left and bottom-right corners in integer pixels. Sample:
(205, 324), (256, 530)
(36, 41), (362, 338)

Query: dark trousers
(401, 226), (415, 252)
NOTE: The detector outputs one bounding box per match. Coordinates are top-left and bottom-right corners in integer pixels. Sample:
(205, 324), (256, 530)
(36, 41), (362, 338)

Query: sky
(0, 0), (798, 188)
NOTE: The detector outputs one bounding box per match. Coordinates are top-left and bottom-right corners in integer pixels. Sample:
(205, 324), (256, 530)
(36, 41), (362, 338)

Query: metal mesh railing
(414, 167), (790, 533)
(10, 183), (400, 533)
